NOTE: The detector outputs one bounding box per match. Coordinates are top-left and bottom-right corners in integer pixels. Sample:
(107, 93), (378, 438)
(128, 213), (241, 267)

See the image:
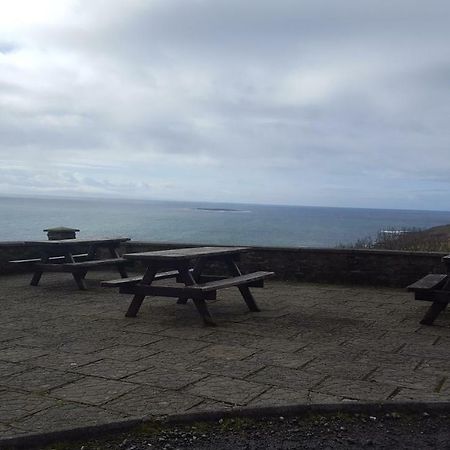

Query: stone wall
(1, 240), (447, 287)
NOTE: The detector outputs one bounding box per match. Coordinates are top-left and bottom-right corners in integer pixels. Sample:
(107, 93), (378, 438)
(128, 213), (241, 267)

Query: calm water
(2, 196), (450, 248)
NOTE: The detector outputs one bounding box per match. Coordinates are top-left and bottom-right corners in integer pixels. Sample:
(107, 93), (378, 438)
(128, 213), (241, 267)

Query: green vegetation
(343, 224), (450, 252)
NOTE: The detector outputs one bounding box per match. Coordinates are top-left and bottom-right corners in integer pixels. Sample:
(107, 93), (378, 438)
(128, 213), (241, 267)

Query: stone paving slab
(0, 272), (449, 440)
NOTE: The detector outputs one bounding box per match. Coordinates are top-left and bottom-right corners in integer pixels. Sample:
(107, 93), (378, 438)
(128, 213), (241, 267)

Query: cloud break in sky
(0, 0), (449, 210)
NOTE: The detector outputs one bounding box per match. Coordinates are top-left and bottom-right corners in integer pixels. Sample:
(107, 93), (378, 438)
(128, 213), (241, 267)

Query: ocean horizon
(2, 195), (450, 248)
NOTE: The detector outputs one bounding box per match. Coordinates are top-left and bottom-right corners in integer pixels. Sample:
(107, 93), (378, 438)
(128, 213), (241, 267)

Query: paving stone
(353, 352), (422, 371)
(249, 387), (341, 407)
(186, 399), (237, 413)
(184, 375), (267, 405)
(315, 377), (396, 401)
(31, 352), (102, 370)
(105, 387), (202, 416)
(125, 366), (208, 389)
(72, 358), (152, 380)
(248, 366), (326, 391)
(247, 337), (306, 353)
(400, 343), (450, 359)
(90, 345), (161, 362)
(144, 337), (211, 354)
(0, 423), (26, 438)
(51, 377), (137, 405)
(139, 350), (208, 371)
(302, 358), (377, 381)
(202, 330), (261, 347)
(0, 346), (49, 363)
(57, 339), (118, 354)
(0, 367), (82, 393)
(391, 388), (448, 402)
(104, 332), (164, 347)
(367, 367), (444, 391)
(14, 403), (130, 433)
(418, 358), (450, 377)
(10, 333), (64, 349)
(248, 387), (310, 406)
(0, 361), (28, 378)
(340, 337), (405, 354)
(224, 321), (299, 338)
(0, 328), (25, 344)
(157, 326), (216, 340)
(245, 350), (313, 369)
(195, 344), (257, 361)
(437, 379), (450, 396)
(382, 331), (439, 346)
(187, 358), (264, 379)
(122, 321), (170, 334)
(0, 389), (57, 422)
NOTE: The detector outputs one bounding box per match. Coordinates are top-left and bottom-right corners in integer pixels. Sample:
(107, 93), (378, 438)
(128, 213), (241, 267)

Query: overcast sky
(0, 0), (449, 210)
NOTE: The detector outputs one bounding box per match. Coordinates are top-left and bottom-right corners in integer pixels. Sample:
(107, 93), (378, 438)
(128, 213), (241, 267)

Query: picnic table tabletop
(124, 246), (248, 261)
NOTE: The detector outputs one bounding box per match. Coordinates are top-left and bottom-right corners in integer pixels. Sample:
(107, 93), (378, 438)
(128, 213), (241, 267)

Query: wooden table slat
(124, 246), (248, 261)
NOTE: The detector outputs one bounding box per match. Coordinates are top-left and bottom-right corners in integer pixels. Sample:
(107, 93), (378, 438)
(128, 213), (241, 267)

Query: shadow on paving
(0, 271), (449, 444)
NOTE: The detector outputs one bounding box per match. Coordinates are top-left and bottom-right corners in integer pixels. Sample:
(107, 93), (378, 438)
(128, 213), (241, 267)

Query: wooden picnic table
(102, 246), (274, 326)
(13, 237), (130, 290)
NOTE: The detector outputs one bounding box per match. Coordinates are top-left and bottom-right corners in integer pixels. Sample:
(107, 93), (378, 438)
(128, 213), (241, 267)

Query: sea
(2, 196), (450, 248)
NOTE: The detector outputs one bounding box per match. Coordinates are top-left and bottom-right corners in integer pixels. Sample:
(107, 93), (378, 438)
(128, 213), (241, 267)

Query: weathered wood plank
(407, 274), (448, 292)
(124, 246), (247, 262)
(10, 253), (89, 264)
(119, 284), (217, 300)
(185, 271), (274, 292)
(36, 258), (126, 272)
(102, 269), (183, 287)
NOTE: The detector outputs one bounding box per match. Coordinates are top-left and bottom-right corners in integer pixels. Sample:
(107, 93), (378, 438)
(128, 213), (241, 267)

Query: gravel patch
(35, 411), (450, 450)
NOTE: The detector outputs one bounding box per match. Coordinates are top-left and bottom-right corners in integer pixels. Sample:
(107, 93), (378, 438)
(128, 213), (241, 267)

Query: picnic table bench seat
(102, 270), (272, 291)
(35, 258), (127, 272)
(116, 271), (273, 300)
(407, 273), (450, 325)
(10, 254), (89, 265)
(102, 269), (181, 287)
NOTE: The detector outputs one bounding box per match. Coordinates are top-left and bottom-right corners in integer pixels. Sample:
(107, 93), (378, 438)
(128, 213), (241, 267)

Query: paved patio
(0, 272), (449, 441)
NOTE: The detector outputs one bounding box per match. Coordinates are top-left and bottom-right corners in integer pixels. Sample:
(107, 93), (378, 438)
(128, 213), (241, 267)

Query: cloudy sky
(0, 0), (449, 210)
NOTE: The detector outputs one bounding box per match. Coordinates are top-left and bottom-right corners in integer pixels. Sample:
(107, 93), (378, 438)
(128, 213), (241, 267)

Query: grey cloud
(0, 0), (449, 208)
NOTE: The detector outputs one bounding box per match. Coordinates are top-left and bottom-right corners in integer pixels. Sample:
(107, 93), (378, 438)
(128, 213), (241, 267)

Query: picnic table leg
(125, 267), (158, 317)
(177, 259), (206, 305)
(178, 264), (216, 326)
(63, 251), (88, 290)
(30, 252), (49, 286)
(224, 257), (260, 312)
(420, 302), (448, 325)
(109, 246), (128, 278)
(73, 272), (87, 290)
(30, 270), (43, 286)
(192, 298), (216, 326)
